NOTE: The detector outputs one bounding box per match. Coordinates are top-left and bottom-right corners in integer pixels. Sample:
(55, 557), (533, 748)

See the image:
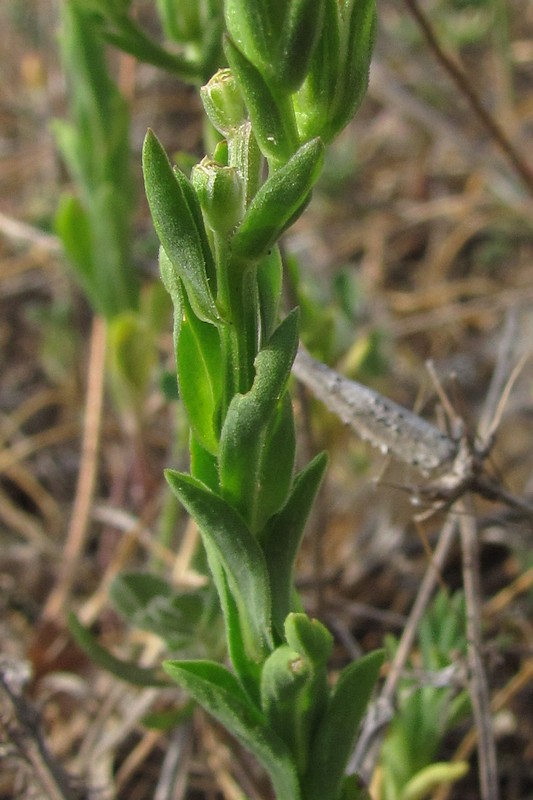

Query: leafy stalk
(137, 3), (382, 797)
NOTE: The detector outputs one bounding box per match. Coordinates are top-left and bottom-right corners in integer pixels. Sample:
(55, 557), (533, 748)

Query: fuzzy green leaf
(293, 0), (340, 141)
(304, 649), (384, 800)
(68, 613), (170, 687)
(256, 246), (283, 344)
(275, 0), (325, 93)
(142, 129), (219, 323)
(231, 138), (324, 261)
(329, 0), (377, 139)
(262, 452), (328, 635)
(165, 470), (273, 662)
(109, 573), (212, 650)
(218, 311), (299, 532)
(224, 35), (299, 164)
(177, 292), (223, 454)
(224, 0), (276, 79)
(164, 659), (301, 800)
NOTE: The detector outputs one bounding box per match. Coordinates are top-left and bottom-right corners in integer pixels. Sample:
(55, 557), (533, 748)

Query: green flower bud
(200, 68), (246, 136)
(191, 157), (244, 236)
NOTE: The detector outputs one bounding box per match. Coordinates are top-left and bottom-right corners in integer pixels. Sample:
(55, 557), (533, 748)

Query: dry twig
(402, 0), (533, 197)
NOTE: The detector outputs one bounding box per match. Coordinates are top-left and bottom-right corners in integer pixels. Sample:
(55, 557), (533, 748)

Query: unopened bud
(200, 69), (246, 136)
(192, 157), (244, 236)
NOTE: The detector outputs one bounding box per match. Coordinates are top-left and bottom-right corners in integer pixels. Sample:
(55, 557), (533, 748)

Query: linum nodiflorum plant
(142, 2), (382, 799)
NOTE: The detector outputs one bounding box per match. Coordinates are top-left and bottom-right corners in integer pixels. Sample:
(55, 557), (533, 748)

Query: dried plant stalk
(293, 347), (457, 475)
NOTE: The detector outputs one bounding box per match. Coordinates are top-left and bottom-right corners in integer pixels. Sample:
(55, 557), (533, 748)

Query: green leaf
(329, 0), (377, 139)
(190, 432), (220, 492)
(402, 762), (469, 800)
(142, 703), (194, 731)
(253, 394), (296, 529)
(257, 246), (283, 344)
(90, 183), (139, 316)
(109, 573), (212, 650)
(164, 659), (301, 800)
(275, 0), (325, 93)
(55, 195), (96, 302)
(262, 452), (328, 635)
(108, 311), (155, 412)
(68, 613), (170, 687)
(293, 0), (340, 141)
(224, 35), (299, 165)
(218, 311), (299, 532)
(55, 0), (139, 320)
(304, 649), (384, 800)
(224, 0), (276, 79)
(142, 129), (219, 323)
(231, 138), (325, 261)
(165, 470), (274, 662)
(177, 291), (223, 454)
(156, 0), (200, 41)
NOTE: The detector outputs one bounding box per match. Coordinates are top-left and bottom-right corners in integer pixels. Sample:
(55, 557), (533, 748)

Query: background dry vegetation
(1, 1), (533, 798)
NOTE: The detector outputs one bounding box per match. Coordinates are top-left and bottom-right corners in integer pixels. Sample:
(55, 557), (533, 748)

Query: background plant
(376, 592), (470, 800)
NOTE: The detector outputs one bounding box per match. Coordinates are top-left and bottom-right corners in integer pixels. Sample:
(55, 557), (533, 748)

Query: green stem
(217, 239), (259, 403)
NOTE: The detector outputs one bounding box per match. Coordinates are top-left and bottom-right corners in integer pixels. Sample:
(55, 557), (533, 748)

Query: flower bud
(191, 157), (244, 236)
(200, 68), (246, 136)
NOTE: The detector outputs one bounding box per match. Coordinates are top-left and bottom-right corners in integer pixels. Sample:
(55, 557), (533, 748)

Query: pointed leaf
(231, 138), (324, 261)
(142, 129), (219, 323)
(165, 470), (273, 662)
(262, 452), (328, 634)
(329, 0), (376, 139)
(224, 36), (299, 165)
(304, 649), (384, 800)
(68, 613), (170, 687)
(275, 0), (325, 93)
(164, 659), (301, 800)
(177, 292), (223, 454)
(218, 311), (299, 532)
